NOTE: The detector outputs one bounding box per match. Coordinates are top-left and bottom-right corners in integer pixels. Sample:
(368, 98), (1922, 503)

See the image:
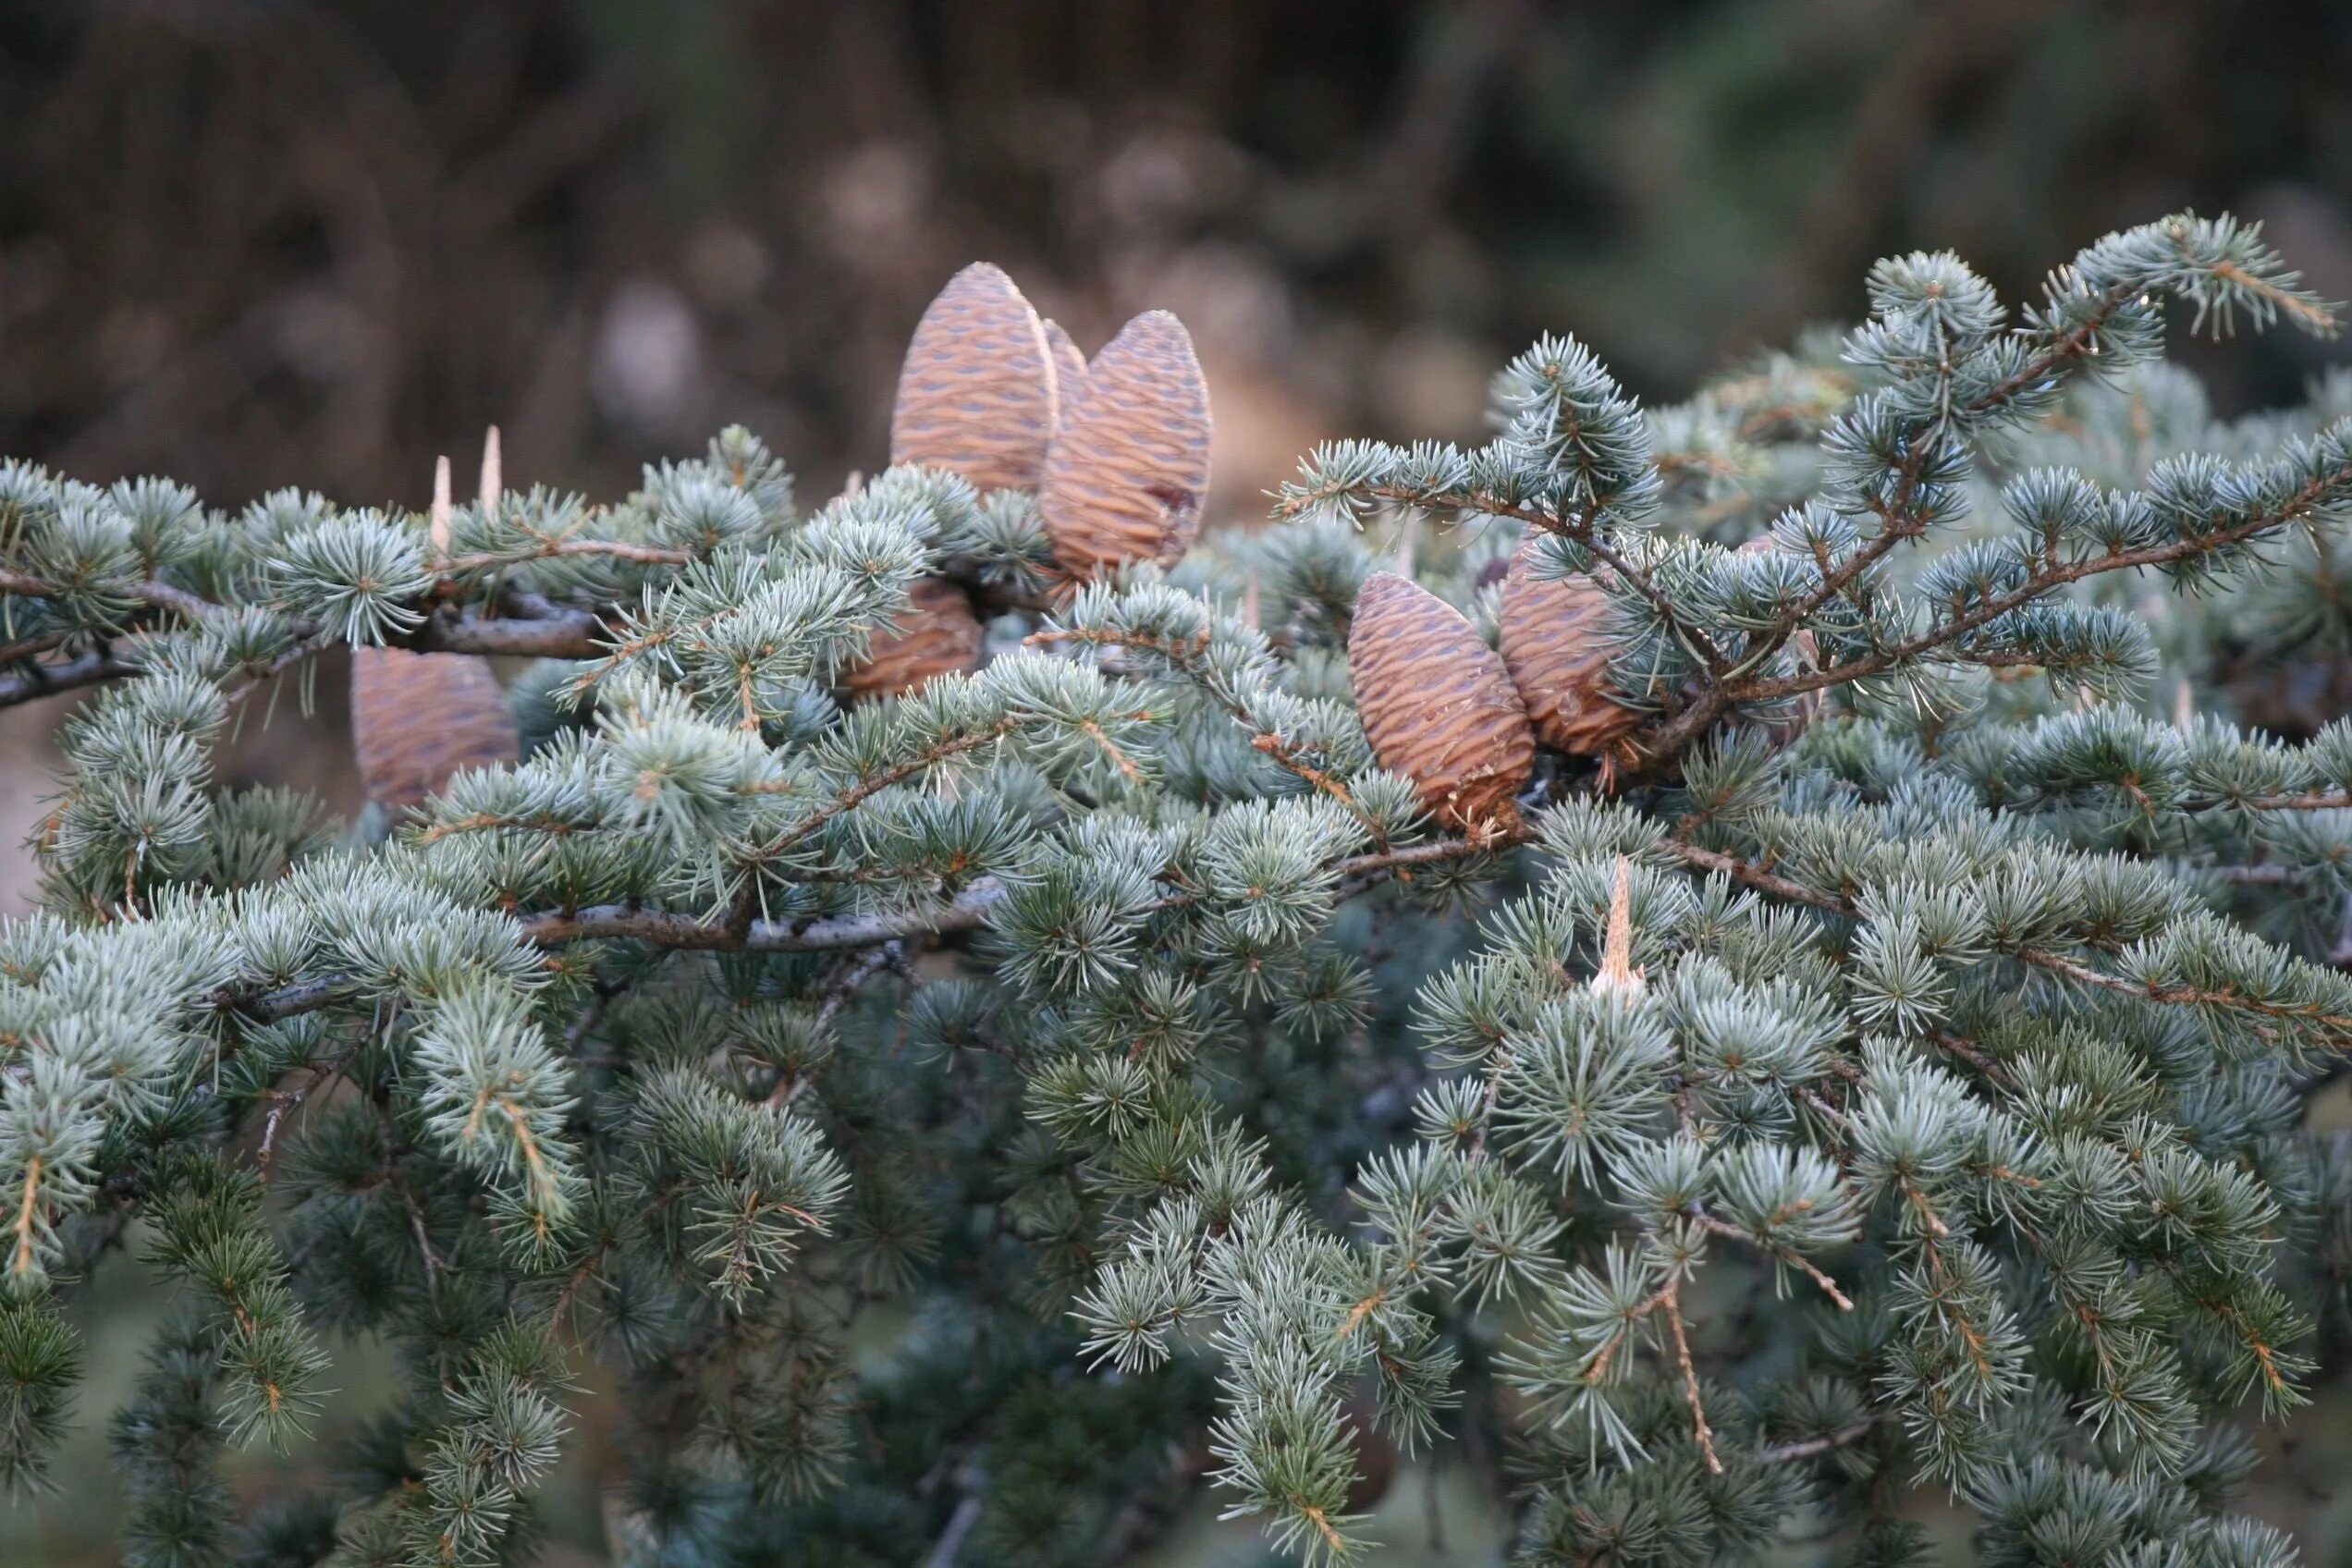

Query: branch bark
(0, 582), (610, 710)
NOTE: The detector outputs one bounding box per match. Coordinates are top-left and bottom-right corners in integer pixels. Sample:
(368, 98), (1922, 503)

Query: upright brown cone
(840, 578), (986, 699)
(1349, 572), (1535, 832)
(890, 263), (1060, 494)
(352, 442), (520, 815)
(1038, 311), (1211, 577)
(351, 648), (520, 814)
(1499, 534), (1643, 758)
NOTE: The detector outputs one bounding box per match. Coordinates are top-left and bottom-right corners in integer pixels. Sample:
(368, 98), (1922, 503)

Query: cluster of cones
(1351, 532), (1814, 835)
(1348, 543), (1640, 836)
(879, 263), (1676, 838)
(845, 262), (1212, 697)
(349, 264), (1218, 810)
(350, 269), (1806, 839)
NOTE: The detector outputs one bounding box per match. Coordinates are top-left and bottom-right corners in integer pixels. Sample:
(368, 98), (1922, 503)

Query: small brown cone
(1349, 571), (1535, 833)
(351, 647), (520, 813)
(890, 263), (1059, 494)
(1041, 319), (1089, 427)
(1038, 310), (1211, 577)
(840, 578), (986, 699)
(1499, 534), (1642, 757)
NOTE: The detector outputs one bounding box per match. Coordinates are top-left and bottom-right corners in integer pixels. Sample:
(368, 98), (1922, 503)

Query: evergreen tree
(2, 216), (2350, 1565)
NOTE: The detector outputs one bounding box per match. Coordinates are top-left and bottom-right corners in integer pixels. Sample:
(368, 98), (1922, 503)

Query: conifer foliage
(4, 215), (2352, 1565)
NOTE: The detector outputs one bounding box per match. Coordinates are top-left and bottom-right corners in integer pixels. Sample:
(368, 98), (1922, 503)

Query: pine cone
(840, 578), (986, 699)
(1042, 318), (1089, 423)
(1349, 571), (1535, 832)
(351, 647), (520, 812)
(1498, 533), (1643, 757)
(890, 263), (1060, 494)
(1038, 311), (1211, 577)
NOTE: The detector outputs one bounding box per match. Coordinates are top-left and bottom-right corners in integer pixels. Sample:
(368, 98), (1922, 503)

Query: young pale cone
(1038, 311), (1211, 577)
(890, 263), (1067, 494)
(1349, 571), (1535, 832)
(841, 577), (986, 698)
(1498, 533), (1642, 757)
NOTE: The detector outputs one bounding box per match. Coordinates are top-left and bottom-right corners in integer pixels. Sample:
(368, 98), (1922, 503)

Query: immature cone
(840, 577), (986, 698)
(1038, 311), (1211, 577)
(1589, 854), (1647, 997)
(1349, 572), (1535, 832)
(890, 263), (1060, 493)
(1499, 534), (1643, 757)
(351, 648), (520, 813)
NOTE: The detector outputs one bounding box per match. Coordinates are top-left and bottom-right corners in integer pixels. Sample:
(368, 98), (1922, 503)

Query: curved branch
(1642, 451), (2352, 763)
(1666, 835), (2352, 1047)
(1755, 1418), (1879, 1465)
(0, 649), (143, 706)
(520, 878), (1009, 953)
(0, 594), (611, 711)
(222, 835), (1513, 1028)
(409, 606), (606, 659)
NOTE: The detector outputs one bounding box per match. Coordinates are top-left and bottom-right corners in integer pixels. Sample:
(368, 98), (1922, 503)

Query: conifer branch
(0, 648), (143, 705)
(12, 224), (2351, 1568)
(1662, 1280), (1722, 1474)
(518, 879), (1010, 952)
(1754, 1419), (1879, 1464)
(1759, 455), (2352, 701)
(1644, 448), (2352, 761)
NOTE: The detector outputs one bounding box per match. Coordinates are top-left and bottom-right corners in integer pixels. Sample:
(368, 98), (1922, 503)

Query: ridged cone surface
(890, 263), (1058, 494)
(1042, 319), (1089, 429)
(1038, 310), (1211, 576)
(1349, 571), (1534, 831)
(841, 578), (986, 698)
(1499, 534), (1642, 756)
(351, 647), (520, 812)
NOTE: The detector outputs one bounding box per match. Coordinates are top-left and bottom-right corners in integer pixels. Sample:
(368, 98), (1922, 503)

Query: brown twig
(1646, 450), (2352, 767)
(1693, 1213), (1855, 1312)
(1755, 1418), (1878, 1464)
(1662, 1280), (1722, 1474)
(221, 835), (1515, 1032)
(257, 1046), (361, 1175)
(1933, 1031), (2018, 1094)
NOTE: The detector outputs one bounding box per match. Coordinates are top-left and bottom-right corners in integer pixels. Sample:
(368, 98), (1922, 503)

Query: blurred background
(11, 0), (2352, 538)
(6, 1), (2352, 1562)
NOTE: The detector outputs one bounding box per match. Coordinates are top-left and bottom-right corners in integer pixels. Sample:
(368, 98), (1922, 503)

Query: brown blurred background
(8, 0), (2352, 521)
(6, 4), (2352, 1561)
